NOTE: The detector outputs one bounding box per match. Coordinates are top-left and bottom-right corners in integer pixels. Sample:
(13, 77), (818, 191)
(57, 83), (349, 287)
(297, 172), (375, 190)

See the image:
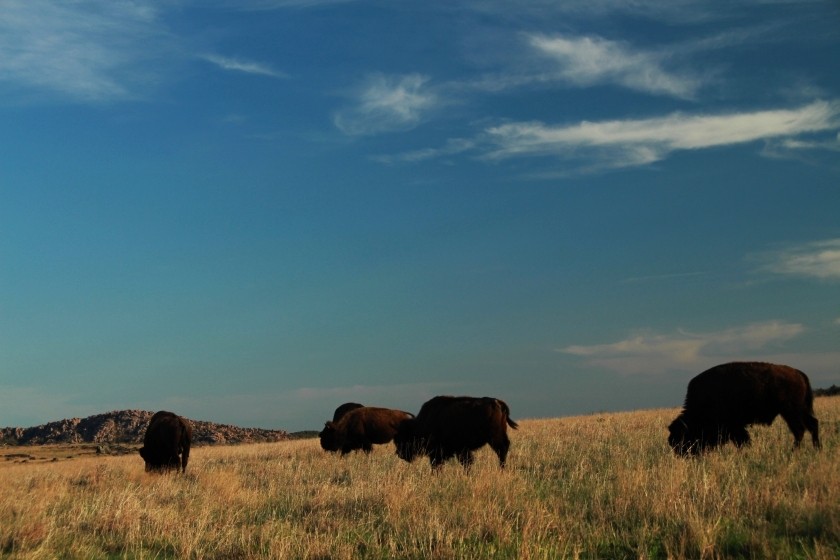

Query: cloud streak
(0, 0), (167, 102)
(377, 100), (840, 171)
(483, 100), (840, 164)
(334, 74), (441, 136)
(561, 321), (805, 375)
(756, 239), (840, 281)
(202, 55), (288, 78)
(527, 33), (700, 98)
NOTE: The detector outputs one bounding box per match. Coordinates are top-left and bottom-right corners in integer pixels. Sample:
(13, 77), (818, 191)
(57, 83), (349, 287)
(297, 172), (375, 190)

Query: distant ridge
(0, 410), (289, 446)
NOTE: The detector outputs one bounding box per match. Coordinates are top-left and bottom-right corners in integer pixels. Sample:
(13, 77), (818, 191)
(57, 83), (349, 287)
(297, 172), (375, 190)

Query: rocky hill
(0, 410), (289, 446)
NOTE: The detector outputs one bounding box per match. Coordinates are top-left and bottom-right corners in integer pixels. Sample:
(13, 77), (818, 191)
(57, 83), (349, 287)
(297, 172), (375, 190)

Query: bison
(393, 396), (518, 469)
(138, 411), (192, 473)
(331, 402), (364, 423)
(668, 362), (820, 456)
(319, 406), (414, 455)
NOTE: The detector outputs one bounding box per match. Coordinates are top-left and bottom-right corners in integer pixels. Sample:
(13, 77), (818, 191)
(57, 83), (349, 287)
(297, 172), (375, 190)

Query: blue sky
(1, 0), (839, 431)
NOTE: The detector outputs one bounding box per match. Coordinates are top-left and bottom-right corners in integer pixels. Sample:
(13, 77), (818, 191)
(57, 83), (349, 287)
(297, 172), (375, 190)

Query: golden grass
(1, 397), (838, 559)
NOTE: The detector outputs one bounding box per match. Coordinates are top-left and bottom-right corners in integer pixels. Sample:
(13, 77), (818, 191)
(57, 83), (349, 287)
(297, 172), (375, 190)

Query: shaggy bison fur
(394, 396), (518, 469)
(331, 402), (364, 423)
(319, 406), (414, 455)
(668, 362), (820, 456)
(138, 411), (192, 473)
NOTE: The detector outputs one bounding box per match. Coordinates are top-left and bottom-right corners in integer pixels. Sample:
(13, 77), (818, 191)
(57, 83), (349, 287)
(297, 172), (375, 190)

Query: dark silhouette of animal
(393, 396), (518, 469)
(319, 403), (365, 453)
(138, 411), (192, 472)
(668, 362), (820, 456)
(331, 402), (364, 423)
(319, 406), (413, 455)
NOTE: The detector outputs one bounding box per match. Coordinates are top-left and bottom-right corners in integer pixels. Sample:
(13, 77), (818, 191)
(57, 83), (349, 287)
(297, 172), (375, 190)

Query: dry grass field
(2, 397), (838, 559)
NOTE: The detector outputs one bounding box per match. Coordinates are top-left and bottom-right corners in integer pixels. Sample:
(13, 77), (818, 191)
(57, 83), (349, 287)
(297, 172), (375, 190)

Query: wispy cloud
(560, 321), (805, 375)
(0, 0), (167, 102)
(372, 138), (476, 164)
(202, 55), (288, 78)
(218, 0), (355, 9)
(620, 271), (710, 284)
(334, 73), (441, 136)
(483, 100), (840, 163)
(527, 33), (701, 99)
(378, 100), (840, 171)
(756, 239), (840, 281)
(761, 132), (840, 164)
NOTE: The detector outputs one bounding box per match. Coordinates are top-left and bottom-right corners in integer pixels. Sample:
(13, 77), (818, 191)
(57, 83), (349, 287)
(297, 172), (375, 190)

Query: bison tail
(495, 399), (519, 430)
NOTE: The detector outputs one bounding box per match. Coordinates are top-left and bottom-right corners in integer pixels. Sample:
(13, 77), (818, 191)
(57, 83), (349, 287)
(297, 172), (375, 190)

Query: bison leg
(491, 436), (511, 467)
(805, 414), (821, 449)
(164, 447), (182, 473)
(786, 411), (821, 450)
(697, 428), (723, 453)
(456, 450), (474, 469)
(429, 448), (447, 469)
(730, 427), (751, 448)
(781, 411), (818, 449)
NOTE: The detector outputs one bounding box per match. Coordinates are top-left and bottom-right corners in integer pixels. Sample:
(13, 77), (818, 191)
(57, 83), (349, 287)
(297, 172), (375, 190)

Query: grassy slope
(1, 398), (838, 559)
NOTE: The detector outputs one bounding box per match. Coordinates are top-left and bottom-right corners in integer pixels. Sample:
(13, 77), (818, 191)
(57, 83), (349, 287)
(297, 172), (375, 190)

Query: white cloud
(379, 100), (840, 171)
(202, 55), (288, 78)
(527, 33), (700, 98)
(372, 138), (476, 164)
(481, 100), (840, 168)
(334, 74), (440, 136)
(775, 137), (840, 152)
(761, 132), (840, 163)
(0, 0), (168, 102)
(757, 239), (840, 281)
(560, 321), (805, 375)
(219, 0), (355, 9)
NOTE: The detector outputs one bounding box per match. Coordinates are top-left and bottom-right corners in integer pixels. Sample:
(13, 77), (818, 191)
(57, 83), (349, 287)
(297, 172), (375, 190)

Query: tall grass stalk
(2, 398), (838, 559)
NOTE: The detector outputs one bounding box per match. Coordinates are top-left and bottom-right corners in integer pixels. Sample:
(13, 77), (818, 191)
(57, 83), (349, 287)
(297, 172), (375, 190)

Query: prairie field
(1, 397), (838, 560)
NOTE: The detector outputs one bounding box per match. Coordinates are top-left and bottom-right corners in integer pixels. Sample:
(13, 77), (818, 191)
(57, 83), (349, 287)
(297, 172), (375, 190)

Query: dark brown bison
(331, 402), (364, 423)
(138, 411), (192, 473)
(319, 406), (414, 455)
(668, 362), (820, 456)
(394, 396), (518, 469)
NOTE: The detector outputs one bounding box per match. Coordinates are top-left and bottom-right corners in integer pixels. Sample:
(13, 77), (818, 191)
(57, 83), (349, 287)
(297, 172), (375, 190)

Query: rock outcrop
(0, 410), (288, 446)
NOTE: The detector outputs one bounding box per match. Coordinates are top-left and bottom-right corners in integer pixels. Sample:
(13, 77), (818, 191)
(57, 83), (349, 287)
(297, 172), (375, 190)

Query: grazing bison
(394, 396), (518, 469)
(331, 402), (364, 423)
(139, 411), (192, 473)
(668, 362), (820, 456)
(319, 406), (414, 455)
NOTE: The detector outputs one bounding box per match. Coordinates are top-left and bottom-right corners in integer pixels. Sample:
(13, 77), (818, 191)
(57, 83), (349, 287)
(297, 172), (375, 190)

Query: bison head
(138, 447), (152, 471)
(318, 422), (340, 452)
(669, 415), (726, 456)
(138, 447), (180, 473)
(668, 416), (697, 456)
(393, 418), (424, 463)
